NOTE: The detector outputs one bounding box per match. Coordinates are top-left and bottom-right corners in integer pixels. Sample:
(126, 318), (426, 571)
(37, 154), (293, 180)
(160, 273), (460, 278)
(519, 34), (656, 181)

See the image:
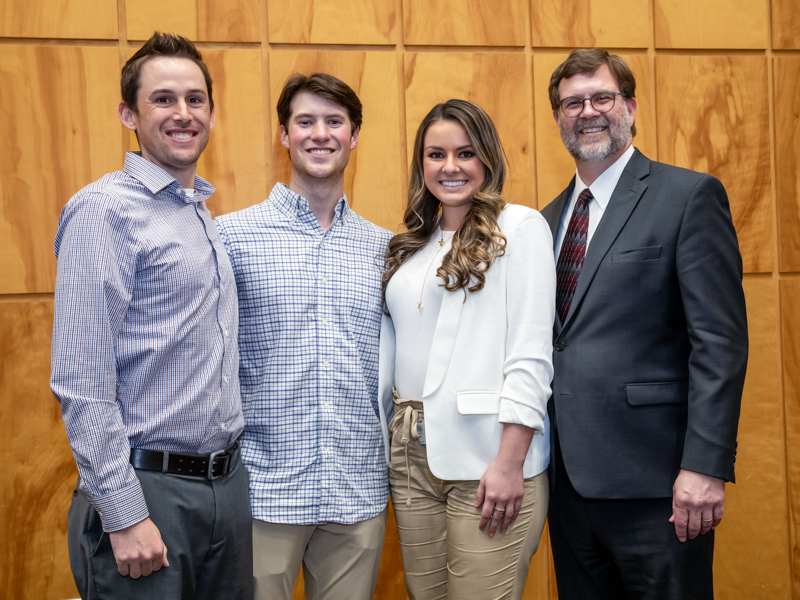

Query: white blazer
(378, 204), (556, 480)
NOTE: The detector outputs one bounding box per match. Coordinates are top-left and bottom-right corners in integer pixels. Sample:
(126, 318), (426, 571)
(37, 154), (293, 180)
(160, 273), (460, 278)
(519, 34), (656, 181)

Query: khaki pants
(389, 395), (548, 600)
(252, 509), (387, 600)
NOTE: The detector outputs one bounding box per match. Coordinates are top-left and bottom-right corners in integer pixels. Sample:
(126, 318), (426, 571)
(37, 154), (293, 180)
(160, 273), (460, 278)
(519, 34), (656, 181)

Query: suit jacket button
(555, 342), (565, 351)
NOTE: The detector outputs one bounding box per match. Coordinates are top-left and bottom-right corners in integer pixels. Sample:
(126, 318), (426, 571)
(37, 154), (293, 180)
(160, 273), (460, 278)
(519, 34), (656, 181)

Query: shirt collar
(270, 182), (351, 225)
(123, 152), (215, 204)
(573, 144), (635, 210)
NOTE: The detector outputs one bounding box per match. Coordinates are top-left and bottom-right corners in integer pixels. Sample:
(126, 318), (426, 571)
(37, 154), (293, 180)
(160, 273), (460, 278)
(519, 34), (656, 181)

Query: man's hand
(108, 517), (169, 578)
(669, 469), (725, 542)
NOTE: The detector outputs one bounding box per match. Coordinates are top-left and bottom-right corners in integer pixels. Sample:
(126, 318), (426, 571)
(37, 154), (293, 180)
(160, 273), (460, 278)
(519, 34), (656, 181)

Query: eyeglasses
(559, 92), (628, 118)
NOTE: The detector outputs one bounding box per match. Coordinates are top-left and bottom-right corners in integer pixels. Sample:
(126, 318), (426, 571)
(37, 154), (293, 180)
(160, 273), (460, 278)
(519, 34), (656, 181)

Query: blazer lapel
(561, 150), (651, 329)
(422, 287), (465, 398)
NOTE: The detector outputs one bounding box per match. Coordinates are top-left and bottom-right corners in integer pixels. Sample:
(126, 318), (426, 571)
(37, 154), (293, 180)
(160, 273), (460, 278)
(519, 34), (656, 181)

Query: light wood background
(0, 0), (796, 598)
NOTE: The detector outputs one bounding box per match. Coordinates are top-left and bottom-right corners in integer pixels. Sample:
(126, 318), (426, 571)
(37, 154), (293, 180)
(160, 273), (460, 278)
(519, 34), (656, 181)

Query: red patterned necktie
(556, 188), (592, 322)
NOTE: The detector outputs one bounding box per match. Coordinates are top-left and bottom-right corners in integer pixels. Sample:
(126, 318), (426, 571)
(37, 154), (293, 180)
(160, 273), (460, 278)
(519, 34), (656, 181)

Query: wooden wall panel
(655, 55), (772, 274)
(403, 0), (526, 46)
(772, 0), (800, 49)
(0, 300), (78, 600)
(530, 0), (650, 49)
(0, 45), (122, 295)
(269, 51), (404, 231)
(404, 53), (534, 210)
(654, 0), (768, 48)
(775, 57), (800, 272)
(0, 0), (116, 39)
(126, 0), (260, 42)
(533, 52), (656, 211)
(268, 0), (396, 45)
(196, 49), (268, 217)
(783, 279), (800, 600)
(714, 279), (790, 599)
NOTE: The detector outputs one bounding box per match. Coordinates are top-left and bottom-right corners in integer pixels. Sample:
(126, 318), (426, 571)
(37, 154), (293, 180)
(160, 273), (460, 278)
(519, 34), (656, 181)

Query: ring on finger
(702, 519), (713, 523)
(493, 507), (506, 514)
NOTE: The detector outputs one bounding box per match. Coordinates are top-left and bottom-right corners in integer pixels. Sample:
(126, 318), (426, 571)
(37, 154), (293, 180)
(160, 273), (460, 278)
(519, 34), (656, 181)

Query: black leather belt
(129, 439), (239, 480)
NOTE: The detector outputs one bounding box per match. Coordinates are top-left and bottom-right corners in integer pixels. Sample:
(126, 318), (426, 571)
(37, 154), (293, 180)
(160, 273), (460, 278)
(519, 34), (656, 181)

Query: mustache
(575, 118), (609, 130)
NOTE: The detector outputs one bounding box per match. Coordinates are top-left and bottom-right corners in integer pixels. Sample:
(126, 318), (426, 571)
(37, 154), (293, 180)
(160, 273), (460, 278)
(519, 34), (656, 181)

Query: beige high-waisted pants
(388, 392), (548, 600)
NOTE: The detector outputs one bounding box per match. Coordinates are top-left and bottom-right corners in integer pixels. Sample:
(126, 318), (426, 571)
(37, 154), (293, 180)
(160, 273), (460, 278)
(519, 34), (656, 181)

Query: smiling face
(280, 92), (359, 192)
(554, 64), (636, 168)
(118, 57), (215, 189)
(422, 119), (486, 230)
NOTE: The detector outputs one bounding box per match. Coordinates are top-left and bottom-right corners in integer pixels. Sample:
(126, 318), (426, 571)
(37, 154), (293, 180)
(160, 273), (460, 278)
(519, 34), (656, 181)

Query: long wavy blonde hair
(383, 99), (508, 300)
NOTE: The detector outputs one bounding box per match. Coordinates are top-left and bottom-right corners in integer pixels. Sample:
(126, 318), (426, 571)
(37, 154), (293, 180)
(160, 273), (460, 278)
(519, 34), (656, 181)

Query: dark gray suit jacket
(541, 149), (748, 500)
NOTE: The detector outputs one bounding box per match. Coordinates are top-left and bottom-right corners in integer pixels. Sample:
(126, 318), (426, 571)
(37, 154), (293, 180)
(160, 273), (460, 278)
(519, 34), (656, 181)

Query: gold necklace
(416, 230), (449, 309)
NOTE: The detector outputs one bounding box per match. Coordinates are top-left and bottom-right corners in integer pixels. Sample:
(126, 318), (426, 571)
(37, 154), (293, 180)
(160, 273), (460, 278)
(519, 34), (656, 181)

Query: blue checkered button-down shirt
(215, 183), (391, 525)
(51, 152), (243, 532)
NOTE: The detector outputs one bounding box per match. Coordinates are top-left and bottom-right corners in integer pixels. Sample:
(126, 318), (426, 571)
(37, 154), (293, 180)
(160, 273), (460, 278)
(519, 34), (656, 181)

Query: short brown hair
(121, 31), (213, 112)
(277, 73), (362, 133)
(549, 48), (636, 136)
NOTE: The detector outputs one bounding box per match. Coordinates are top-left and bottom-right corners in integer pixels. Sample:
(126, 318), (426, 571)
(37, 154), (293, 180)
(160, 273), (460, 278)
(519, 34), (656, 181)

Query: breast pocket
(611, 246), (662, 264)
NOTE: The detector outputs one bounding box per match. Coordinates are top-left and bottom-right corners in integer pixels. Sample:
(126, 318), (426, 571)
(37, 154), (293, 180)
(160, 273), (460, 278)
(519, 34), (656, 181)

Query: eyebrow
(425, 144), (474, 151)
(563, 90), (619, 98)
(149, 88), (207, 96)
(293, 112), (347, 120)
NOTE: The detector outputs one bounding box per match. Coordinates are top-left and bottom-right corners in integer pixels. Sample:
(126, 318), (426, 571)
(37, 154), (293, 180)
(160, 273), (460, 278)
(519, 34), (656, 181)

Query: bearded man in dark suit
(541, 48), (748, 600)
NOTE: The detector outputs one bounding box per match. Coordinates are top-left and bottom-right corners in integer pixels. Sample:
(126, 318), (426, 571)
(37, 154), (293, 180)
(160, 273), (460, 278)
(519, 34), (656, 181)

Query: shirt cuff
(90, 478), (150, 532)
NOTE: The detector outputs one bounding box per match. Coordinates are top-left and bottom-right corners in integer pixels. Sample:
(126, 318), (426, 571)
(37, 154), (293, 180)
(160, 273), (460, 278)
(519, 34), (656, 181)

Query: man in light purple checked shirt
(51, 32), (251, 600)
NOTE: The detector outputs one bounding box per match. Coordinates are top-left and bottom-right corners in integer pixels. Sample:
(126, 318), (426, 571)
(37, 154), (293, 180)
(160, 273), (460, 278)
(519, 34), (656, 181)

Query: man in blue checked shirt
(51, 32), (251, 599)
(215, 73), (392, 600)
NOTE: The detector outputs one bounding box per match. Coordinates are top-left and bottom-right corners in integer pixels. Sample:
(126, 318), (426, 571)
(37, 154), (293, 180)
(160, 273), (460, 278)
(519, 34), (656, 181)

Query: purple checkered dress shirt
(51, 152), (243, 532)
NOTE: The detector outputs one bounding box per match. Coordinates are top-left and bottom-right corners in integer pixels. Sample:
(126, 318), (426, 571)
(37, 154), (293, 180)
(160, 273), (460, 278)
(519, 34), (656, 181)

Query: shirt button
(223, 375), (229, 384)
(221, 423), (226, 431)
(323, 360), (329, 367)
(324, 402), (330, 409)
(322, 319), (328, 325)
(220, 284), (225, 292)
(224, 329), (229, 338)
(322, 277), (328, 284)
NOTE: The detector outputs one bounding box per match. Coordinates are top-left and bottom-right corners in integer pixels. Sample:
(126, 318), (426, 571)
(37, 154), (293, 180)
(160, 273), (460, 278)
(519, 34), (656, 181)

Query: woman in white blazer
(379, 100), (556, 599)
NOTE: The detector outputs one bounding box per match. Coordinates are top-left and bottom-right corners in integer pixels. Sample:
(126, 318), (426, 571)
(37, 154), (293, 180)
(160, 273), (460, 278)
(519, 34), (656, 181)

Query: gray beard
(559, 110), (631, 162)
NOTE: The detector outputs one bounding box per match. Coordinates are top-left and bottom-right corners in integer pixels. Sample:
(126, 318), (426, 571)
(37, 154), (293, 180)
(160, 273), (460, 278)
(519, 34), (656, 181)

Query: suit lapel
(543, 180), (574, 243)
(422, 286), (465, 398)
(560, 150), (651, 331)
(545, 180), (575, 335)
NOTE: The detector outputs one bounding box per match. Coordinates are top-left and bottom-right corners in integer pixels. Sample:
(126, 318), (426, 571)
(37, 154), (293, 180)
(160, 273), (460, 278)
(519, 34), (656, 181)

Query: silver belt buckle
(416, 420), (426, 446)
(207, 448), (231, 480)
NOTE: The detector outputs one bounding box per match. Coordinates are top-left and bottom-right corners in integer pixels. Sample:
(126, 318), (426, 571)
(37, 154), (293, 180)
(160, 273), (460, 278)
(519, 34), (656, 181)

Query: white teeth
(441, 181), (466, 187)
(582, 127), (604, 134)
(310, 149), (333, 155)
(170, 133), (192, 140)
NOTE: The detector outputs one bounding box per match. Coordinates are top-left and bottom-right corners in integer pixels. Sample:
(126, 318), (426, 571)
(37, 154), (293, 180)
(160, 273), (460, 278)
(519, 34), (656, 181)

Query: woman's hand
(476, 455), (525, 537)
(475, 423), (535, 537)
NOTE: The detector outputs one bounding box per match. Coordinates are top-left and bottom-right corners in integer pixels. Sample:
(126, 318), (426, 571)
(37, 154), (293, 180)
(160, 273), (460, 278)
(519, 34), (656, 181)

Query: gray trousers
(67, 450), (253, 600)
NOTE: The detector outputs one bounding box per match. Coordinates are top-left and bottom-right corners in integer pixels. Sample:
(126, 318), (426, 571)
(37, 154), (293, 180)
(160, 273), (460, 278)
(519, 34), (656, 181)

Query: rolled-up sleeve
(498, 210), (556, 433)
